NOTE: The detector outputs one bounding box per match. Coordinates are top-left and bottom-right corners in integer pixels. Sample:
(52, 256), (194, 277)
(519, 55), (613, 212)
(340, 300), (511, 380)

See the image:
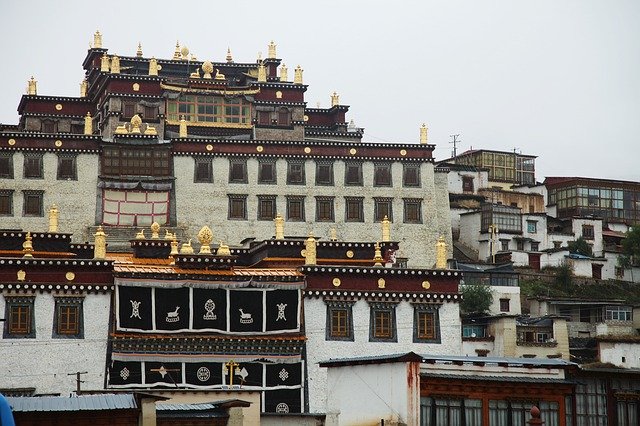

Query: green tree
(568, 237), (593, 257)
(460, 284), (493, 315)
(555, 259), (573, 288)
(621, 225), (640, 266)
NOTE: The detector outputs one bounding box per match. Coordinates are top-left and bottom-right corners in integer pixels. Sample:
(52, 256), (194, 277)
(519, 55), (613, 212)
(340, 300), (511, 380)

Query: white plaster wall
(446, 170), (488, 194)
(325, 362), (415, 426)
(599, 342), (640, 368)
(458, 212), (482, 253)
(571, 218), (603, 256)
(595, 322), (635, 337)
(0, 292), (110, 395)
(174, 157), (451, 268)
(521, 214), (547, 248)
(304, 297), (461, 414)
(488, 285), (522, 315)
(1, 152), (99, 242)
(461, 340), (495, 357)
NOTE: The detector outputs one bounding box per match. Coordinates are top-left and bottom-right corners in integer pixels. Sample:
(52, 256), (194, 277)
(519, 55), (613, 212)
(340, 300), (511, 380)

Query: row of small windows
(0, 153), (77, 180)
(227, 195), (424, 224)
(195, 158), (423, 188)
(3, 297), (84, 339)
(325, 302), (440, 343)
(0, 190), (44, 217)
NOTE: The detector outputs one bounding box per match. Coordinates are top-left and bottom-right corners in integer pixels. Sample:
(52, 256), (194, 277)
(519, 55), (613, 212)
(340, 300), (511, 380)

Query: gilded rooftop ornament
(135, 229), (146, 239)
(48, 205), (59, 233)
(84, 112), (93, 135)
(214, 69), (226, 81)
(373, 242), (384, 267)
(274, 214), (284, 240)
(23, 232), (34, 258)
(173, 41), (181, 60)
(331, 91), (339, 107)
(130, 114), (142, 134)
(27, 77), (37, 95)
(294, 65), (303, 85)
(217, 241), (231, 256)
(94, 226), (107, 260)
(279, 63), (288, 82)
(226, 48), (233, 63)
(330, 228), (337, 241)
(381, 215), (390, 242)
(110, 55), (121, 74)
(435, 235), (447, 269)
(179, 116), (188, 138)
(101, 54), (110, 72)
(80, 79), (88, 97)
(93, 30), (102, 49)
(149, 57), (159, 76)
(257, 51), (262, 61)
(420, 123), (428, 144)
(202, 61), (214, 79)
(144, 124), (157, 135)
(180, 239), (194, 254)
(180, 46), (190, 60)
(136, 42), (143, 58)
(170, 237), (179, 256)
(268, 41), (277, 59)
(198, 226), (213, 254)
(114, 124), (128, 134)
(189, 68), (201, 79)
(257, 61), (267, 82)
(150, 222), (161, 239)
(305, 233), (317, 266)
(164, 229), (174, 240)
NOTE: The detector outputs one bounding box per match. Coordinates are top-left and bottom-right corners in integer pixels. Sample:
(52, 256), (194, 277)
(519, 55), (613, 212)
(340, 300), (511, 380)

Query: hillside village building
(0, 31), (451, 268)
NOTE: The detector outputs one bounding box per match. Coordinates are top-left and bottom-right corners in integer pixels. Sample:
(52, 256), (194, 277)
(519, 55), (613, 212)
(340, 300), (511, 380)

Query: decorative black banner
(264, 388), (302, 413)
(144, 362), (182, 385)
(185, 362), (223, 387)
(155, 287), (190, 330)
(229, 290), (263, 332)
(109, 360), (143, 386)
(225, 361), (263, 387)
(265, 362), (302, 387)
(118, 286), (153, 330)
(265, 290), (299, 331)
(192, 288), (227, 331)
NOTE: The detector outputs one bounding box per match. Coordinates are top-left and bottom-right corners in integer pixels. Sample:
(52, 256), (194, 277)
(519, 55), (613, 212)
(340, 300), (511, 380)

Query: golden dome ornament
(198, 226), (213, 254)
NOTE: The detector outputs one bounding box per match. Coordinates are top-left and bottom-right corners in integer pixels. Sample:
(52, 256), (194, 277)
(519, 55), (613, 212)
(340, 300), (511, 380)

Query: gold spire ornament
(331, 91), (340, 107)
(179, 116), (188, 138)
(80, 79), (88, 97)
(294, 65), (303, 85)
(217, 241), (231, 256)
(381, 215), (391, 242)
(435, 235), (447, 269)
(330, 228), (337, 241)
(373, 242), (384, 267)
(22, 232), (34, 258)
(304, 233), (317, 266)
(27, 77), (37, 95)
(129, 114), (142, 134)
(48, 205), (59, 233)
(279, 63), (288, 82)
(100, 54), (110, 72)
(202, 61), (214, 79)
(94, 226), (107, 259)
(149, 58), (159, 76)
(274, 214), (284, 240)
(84, 112), (93, 135)
(93, 30), (102, 49)
(420, 123), (428, 144)
(170, 237), (179, 256)
(257, 61), (267, 82)
(198, 226), (213, 254)
(226, 48), (233, 63)
(136, 42), (143, 58)
(173, 41), (181, 60)
(110, 55), (121, 74)
(268, 41), (277, 59)
(150, 222), (160, 239)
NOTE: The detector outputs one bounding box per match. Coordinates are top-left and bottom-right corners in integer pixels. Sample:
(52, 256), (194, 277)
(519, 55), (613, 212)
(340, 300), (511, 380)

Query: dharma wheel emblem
(197, 367), (211, 382)
(276, 403), (290, 413)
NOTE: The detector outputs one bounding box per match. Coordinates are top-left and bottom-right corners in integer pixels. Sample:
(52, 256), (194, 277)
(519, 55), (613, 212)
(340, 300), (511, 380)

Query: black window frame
(403, 198), (423, 224)
(228, 194), (248, 220)
(374, 197), (393, 222)
(228, 159), (248, 184)
(315, 196), (335, 222)
(286, 196), (305, 222)
(277, 107), (291, 127)
(413, 304), (441, 343)
(257, 195), (277, 221)
(53, 297), (84, 339)
(23, 153), (44, 179)
(258, 159), (277, 184)
(345, 197), (364, 222)
(286, 160), (305, 185)
(499, 298), (510, 313)
(315, 161), (334, 186)
(3, 296), (36, 339)
(22, 190), (44, 217)
(373, 162), (392, 187)
(56, 153), (78, 181)
(0, 152), (14, 179)
(369, 302), (398, 342)
(402, 163), (421, 187)
(0, 190), (13, 216)
(344, 161), (363, 186)
(194, 157), (213, 183)
(326, 301), (355, 341)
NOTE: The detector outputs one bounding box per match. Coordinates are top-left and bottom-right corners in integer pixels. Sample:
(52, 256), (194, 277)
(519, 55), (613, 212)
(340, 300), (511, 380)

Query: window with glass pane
(257, 196), (277, 221)
(315, 162), (334, 185)
(144, 106), (157, 120)
(194, 157), (213, 183)
(374, 198), (393, 222)
(229, 159), (248, 183)
(228, 195), (247, 220)
(414, 306), (439, 342)
(404, 199), (422, 223)
(0, 152), (13, 178)
(123, 103), (136, 119)
(23, 190), (43, 217)
(54, 298), (83, 338)
(57, 154), (77, 180)
(278, 108), (291, 126)
(4, 297), (35, 338)
(316, 197), (334, 222)
(345, 162), (363, 186)
(582, 224), (594, 240)
(370, 303), (397, 341)
(374, 163), (392, 187)
(0, 190), (13, 216)
(167, 95), (251, 124)
(286, 196), (305, 221)
(326, 302), (354, 341)
(345, 197), (364, 222)
(258, 160), (276, 184)
(258, 110), (271, 125)
(287, 161), (305, 185)
(527, 220), (537, 233)
(24, 154), (43, 179)
(403, 163), (420, 187)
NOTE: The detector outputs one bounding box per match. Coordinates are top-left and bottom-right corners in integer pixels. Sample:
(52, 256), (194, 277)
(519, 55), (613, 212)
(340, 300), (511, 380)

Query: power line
(449, 134), (460, 160)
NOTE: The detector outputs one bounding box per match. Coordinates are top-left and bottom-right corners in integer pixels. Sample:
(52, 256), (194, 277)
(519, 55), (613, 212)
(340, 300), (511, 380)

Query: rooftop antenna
(449, 134), (460, 162)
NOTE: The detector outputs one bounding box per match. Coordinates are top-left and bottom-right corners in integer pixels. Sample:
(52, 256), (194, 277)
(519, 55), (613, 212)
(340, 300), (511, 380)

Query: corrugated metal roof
(156, 402), (218, 411)
(7, 394), (137, 412)
(422, 373), (574, 384)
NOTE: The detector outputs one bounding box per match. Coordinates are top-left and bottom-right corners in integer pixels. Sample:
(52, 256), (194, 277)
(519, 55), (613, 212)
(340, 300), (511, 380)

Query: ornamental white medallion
(197, 366), (211, 382)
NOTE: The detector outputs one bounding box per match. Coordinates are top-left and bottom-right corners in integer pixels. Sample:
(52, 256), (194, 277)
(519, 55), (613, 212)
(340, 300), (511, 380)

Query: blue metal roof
(7, 394), (137, 412)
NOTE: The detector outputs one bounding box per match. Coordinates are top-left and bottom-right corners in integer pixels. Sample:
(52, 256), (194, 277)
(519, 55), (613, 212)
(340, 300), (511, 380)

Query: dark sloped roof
(7, 394), (137, 412)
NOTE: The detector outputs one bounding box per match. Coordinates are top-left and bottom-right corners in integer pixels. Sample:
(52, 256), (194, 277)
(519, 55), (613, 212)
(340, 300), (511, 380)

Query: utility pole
(449, 134), (460, 162)
(68, 371), (88, 394)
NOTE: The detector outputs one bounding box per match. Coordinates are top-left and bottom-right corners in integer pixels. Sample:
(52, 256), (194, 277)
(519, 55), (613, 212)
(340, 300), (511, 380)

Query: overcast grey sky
(1, 1), (638, 182)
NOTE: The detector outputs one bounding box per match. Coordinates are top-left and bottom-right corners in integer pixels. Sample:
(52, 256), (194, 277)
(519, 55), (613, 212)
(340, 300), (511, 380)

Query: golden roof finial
(170, 237), (179, 257)
(110, 55), (121, 74)
(149, 57), (159, 76)
(381, 215), (391, 242)
(189, 68), (201, 79)
(214, 69), (226, 81)
(294, 65), (303, 85)
(130, 114), (142, 134)
(198, 226), (213, 254)
(435, 235), (447, 269)
(257, 51), (262, 61)
(257, 61), (267, 83)
(180, 45), (190, 60)
(330, 228), (337, 241)
(135, 229), (146, 239)
(100, 54), (110, 72)
(22, 232), (34, 258)
(420, 123), (428, 144)
(80, 79), (88, 97)
(331, 91), (340, 107)
(268, 41), (277, 59)
(93, 30), (102, 49)
(373, 242), (384, 267)
(217, 241), (231, 256)
(226, 47), (233, 63)
(179, 115), (188, 138)
(27, 76), (37, 95)
(202, 61), (214, 79)
(180, 239), (194, 254)
(274, 214), (285, 240)
(304, 232), (317, 266)
(150, 222), (160, 239)
(84, 112), (93, 135)
(94, 226), (107, 260)
(136, 42), (143, 58)
(173, 41), (181, 60)
(48, 205), (59, 233)
(279, 63), (288, 82)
